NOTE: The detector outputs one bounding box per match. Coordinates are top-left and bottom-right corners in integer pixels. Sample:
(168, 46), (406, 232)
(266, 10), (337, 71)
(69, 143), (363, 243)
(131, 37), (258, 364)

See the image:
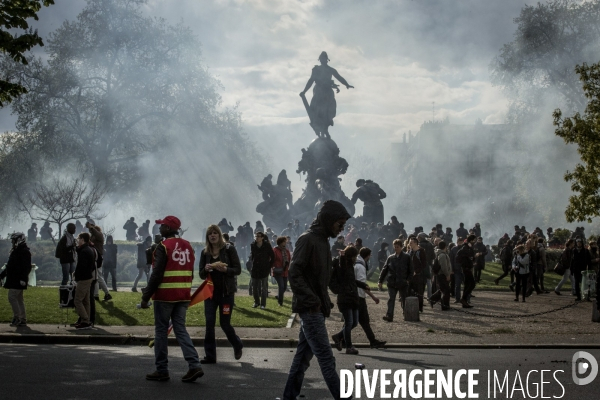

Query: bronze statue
(351, 179), (387, 224)
(300, 51), (354, 138)
(256, 170), (294, 232)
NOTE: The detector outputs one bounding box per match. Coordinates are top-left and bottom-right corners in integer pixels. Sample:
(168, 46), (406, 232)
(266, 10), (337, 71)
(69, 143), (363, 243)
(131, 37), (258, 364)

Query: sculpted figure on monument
(299, 51), (354, 139)
(256, 170), (293, 232)
(351, 179), (387, 224)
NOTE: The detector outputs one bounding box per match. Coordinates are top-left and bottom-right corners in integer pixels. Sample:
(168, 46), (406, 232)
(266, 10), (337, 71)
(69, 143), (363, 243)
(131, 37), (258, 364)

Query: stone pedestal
(593, 300), (600, 323)
(403, 296), (420, 322)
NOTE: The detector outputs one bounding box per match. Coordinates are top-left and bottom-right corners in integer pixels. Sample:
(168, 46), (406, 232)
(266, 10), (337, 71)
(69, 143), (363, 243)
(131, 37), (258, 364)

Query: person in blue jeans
(141, 216), (204, 383)
(199, 224), (243, 364)
(283, 200), (352, 400)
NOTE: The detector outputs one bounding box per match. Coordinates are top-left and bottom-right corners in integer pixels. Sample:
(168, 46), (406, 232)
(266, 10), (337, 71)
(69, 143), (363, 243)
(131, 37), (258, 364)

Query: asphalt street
(1, 344), (598, 399)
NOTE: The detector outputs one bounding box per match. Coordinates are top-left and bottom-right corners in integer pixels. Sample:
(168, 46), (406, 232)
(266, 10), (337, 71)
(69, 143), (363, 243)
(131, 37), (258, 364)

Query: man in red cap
(141, 216), (203, 382)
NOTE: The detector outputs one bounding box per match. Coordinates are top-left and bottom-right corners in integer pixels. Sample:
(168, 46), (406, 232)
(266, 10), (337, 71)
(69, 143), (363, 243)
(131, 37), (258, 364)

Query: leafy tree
(491, 0), (600, 122)
(554, 62), (600, 222)
(0, 0), (263, 221)
(0, 0), (54, 106)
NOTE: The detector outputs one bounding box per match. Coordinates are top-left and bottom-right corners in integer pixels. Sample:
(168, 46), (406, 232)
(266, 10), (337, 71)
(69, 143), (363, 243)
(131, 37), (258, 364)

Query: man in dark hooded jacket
(283, 200), (351, 400)
(1, 233), (32, 326)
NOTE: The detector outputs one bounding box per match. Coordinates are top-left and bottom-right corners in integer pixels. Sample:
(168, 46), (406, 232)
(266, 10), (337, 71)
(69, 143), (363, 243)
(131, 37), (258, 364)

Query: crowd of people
(2, 204), (599, 395)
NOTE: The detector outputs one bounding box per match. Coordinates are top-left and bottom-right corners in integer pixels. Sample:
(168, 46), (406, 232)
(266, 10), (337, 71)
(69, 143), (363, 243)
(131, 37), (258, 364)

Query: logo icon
(572, 351), (598, 385)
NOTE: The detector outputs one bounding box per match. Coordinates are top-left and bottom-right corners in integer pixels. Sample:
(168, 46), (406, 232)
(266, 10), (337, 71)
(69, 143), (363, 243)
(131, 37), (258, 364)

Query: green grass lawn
(0, 287), (292, 328)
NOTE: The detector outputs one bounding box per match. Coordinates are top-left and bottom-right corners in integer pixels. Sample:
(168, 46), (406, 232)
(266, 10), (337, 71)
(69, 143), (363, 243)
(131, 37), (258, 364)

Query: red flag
(189, 275), (214, 306)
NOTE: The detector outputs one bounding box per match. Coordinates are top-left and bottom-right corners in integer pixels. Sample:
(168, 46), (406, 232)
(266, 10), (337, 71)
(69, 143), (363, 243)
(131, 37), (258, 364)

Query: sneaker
(453, 300), (461, 304)
(345, 347), (359, 355)
(75, 322), (92, 330)
(514, 298), (519, 302)
(382, 315), (393, 322)
(554, 290), (561, 295)
(370, 340), (387, 349)
(260, 305), (266, 310)
(94, 296), (100, 301)
(104, 293), (113, 301)
(132, 287), (138, 293)
(17, 320), (27, 327)
(460, 300), (473, 309)
(252, 303), (258, 308)
(146, 371), (170, 381)
(331, 334), (343, 351)
(9, 318), (19, 327)
(200, 357), (216, 364)
(181, 367), (204, 382)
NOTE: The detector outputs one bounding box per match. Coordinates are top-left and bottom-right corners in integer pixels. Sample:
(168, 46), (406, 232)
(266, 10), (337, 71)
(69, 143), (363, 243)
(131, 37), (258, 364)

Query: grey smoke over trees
(0, 0), (263, 229)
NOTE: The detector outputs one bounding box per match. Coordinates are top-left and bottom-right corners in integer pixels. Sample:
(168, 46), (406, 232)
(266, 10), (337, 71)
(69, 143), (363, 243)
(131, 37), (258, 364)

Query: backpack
(432, 254), (442, 274)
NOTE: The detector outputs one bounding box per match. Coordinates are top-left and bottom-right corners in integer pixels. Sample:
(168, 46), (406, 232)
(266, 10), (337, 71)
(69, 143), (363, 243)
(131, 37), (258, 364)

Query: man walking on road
(283, 200), (351, 400)
(141, 216), (203, 383)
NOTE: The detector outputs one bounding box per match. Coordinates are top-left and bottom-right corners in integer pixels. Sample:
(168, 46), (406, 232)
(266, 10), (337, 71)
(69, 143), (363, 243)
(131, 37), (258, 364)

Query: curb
(1, 334), (599, 349)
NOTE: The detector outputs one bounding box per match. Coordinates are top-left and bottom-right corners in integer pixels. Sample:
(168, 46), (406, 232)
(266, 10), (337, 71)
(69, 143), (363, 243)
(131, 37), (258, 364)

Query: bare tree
(103, 225), (116, 239)
(18, 177), (106, 237)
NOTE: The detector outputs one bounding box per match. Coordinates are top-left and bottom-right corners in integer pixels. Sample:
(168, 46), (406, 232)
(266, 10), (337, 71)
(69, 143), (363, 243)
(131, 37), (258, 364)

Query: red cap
(155, 216), (181, 231)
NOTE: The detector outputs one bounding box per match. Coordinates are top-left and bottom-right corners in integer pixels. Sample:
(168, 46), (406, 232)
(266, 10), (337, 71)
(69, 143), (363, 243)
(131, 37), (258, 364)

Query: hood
(309, 200), (352, 239)
(356, 255), (366, 266)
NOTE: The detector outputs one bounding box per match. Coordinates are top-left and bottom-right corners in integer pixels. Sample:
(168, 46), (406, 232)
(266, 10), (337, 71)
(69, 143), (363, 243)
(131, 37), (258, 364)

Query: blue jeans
(61, 262), (75, 285)
(204, 294), (243, 361)
(337, 306), (358, 348)
(153, 301), (201, 373)
(274, 275), (287, 305)
(454, 270), (463, 302)
(283, 312), (346, 400)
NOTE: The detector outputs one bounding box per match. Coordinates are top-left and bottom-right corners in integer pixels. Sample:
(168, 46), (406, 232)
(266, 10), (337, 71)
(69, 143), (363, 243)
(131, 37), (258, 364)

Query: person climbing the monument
(300, 51), (353, 139)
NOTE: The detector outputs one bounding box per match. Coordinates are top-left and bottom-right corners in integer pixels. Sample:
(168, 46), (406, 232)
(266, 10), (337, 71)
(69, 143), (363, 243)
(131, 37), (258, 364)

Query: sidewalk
(1, 291), (599, 348)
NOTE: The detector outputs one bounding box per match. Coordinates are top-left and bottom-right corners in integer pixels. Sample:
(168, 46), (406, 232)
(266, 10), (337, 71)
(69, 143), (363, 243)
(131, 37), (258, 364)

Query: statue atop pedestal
(299, 51), (354, 139)
(293, 137), (354, 222)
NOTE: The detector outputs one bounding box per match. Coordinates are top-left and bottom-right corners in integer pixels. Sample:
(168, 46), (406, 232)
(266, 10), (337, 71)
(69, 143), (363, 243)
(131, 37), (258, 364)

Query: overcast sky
(1, 0), (527, 137)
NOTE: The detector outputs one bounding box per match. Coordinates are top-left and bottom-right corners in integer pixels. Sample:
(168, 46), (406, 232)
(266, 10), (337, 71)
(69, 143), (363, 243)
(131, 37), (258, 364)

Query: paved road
(1, 344), (598, 399)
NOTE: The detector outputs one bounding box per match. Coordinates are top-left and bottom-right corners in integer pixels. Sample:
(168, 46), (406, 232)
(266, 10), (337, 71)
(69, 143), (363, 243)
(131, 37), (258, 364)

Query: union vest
(153, 237), (195, 302)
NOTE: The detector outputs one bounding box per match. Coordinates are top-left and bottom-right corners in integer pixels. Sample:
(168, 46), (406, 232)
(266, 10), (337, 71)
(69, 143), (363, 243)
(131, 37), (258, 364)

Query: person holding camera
(1, 233), (32, 327)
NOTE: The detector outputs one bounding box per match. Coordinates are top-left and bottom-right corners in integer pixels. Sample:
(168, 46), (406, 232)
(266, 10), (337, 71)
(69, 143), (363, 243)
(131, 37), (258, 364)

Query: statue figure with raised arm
(299, 51), (354, 139)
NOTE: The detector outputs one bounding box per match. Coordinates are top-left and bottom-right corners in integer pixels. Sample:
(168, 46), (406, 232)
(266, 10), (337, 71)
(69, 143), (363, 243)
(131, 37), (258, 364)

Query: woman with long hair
(198, 224), (243, 364)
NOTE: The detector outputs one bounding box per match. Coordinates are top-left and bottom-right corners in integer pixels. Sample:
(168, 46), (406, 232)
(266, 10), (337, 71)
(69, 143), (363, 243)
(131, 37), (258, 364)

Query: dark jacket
(1, 243), (32, 290)
(455, 243), (475, 271)
(137, 242), (150, 268)
(330, 255), (366, 308)
(456, 227), (468, 240)
(473, 242), (488, 268)
(331, 241), (345, 255)
(379, 251), (412, 288)
(450, 244), (461, 272)
(250, 241), (275, 279)
(198, 243), (242, 296)
(74, 244), (96, 281)
(409, 247), (427, 275)
(289, 200), (351, 317)
(55, 234), (76, 263)
(103, 244), (118, 268)
(571, 246), (591, 274)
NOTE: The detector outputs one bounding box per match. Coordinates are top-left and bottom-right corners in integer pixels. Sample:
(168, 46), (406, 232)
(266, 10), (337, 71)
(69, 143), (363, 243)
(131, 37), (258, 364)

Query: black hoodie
(289, 200), (351, 317)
